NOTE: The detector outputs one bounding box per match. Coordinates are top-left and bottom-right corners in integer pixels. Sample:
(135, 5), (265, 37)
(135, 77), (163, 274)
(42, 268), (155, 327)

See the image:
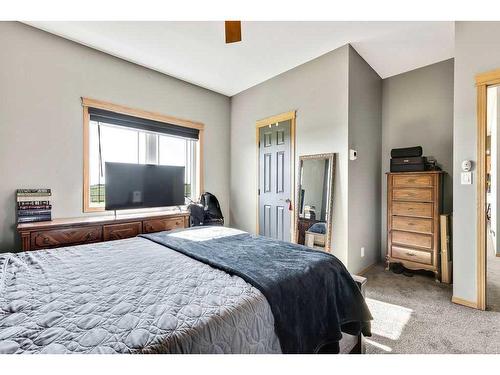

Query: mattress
(0, 228), (359, 354)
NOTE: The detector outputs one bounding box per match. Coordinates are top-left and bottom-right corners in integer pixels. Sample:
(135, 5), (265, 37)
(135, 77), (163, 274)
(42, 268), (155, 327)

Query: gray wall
(230, 44), (383, 272)
(453, 22), (500, 303)
(0, 22), (231, 252)
(348, 47), (382, 273)
(230, 45), (350, 265)
(380, 59), (455, 258)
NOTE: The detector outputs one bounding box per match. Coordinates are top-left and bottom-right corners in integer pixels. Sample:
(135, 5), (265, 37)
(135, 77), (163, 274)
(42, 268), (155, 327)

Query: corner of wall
(346, 46), (383, 274)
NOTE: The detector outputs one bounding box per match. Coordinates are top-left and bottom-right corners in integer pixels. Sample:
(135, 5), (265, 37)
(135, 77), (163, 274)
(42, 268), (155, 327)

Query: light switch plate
(461, 172), (472, 185)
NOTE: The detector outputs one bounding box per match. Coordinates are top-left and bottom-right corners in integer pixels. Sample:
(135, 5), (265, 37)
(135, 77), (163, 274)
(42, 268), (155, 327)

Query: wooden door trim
(471, 69), (500, 311)
(475, 68), (500, 86)
(81, 97), (204, 213)
(255, 110), (297, 241)
(256, 110), (297, 128)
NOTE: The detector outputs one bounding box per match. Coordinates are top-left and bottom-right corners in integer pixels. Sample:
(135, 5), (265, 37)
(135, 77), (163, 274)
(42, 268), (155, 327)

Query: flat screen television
(105, 162), (185, 211)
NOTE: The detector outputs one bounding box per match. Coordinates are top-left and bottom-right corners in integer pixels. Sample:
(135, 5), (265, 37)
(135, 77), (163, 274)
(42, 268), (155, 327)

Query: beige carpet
(363, 264), (500, 354)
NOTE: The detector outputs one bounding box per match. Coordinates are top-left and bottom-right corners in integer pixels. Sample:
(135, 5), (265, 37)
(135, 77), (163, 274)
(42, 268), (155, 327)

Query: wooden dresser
(17, 210), (189, 251)
(386, 171), (443, 280)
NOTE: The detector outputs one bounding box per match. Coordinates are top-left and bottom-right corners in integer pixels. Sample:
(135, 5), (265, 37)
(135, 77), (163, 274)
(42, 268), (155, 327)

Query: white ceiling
(26, 21), (454, 96)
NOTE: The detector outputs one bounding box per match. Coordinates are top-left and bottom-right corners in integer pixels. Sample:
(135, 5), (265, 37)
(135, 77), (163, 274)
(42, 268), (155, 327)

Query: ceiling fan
(225, 21), (242, 43)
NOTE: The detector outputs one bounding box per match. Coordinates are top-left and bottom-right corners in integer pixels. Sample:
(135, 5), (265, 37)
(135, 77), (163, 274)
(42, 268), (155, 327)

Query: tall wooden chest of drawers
(386, 171), (444, 280)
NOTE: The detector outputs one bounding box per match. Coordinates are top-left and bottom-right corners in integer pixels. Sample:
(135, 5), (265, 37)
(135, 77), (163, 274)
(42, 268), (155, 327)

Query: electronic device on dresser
(18, 162), (190, 251)
(386, 171), (444, 281)
(105, 162), (185, 210)
(390, 146), (426, 172)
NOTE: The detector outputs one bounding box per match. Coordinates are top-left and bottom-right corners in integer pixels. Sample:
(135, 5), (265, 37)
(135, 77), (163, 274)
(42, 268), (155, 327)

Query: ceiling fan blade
(225, 21), (241, 43)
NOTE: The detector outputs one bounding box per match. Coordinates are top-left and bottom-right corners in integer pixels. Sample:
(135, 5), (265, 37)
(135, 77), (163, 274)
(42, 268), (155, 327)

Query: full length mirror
(295, 153), (336, 252)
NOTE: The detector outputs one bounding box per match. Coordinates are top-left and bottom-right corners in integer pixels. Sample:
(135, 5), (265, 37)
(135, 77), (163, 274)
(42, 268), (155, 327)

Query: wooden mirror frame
(294, 153), (336, 252)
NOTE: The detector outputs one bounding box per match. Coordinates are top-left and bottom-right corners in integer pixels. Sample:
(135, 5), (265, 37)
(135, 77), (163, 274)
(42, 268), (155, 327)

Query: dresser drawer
(391, 245), (432, 265)
(392, 230), (432, 249)
(31, 226), (102, 249)
(393, 188), (433, 202)
(392, 201), (433, 218)
(103, 222), (142, 241)
(143, 217), (185, 234)
(392, 174), (433, 187)
(392, 216), (433, 234)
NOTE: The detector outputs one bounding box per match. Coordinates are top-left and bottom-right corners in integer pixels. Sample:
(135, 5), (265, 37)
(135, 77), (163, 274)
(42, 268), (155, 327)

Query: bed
(0, 226), (370, 354)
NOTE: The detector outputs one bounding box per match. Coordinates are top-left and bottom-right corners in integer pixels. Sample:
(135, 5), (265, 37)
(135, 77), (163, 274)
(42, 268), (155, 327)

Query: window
(83, 98), (203, 212)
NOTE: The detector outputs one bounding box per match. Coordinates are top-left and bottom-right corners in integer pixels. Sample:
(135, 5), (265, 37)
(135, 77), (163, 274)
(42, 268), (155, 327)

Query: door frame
(255, 110), (297, 241)
(475, 68), (500, 311)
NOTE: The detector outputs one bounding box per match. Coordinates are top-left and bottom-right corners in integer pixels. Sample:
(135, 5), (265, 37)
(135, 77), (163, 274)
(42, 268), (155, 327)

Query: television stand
(17, 209), (189, 251)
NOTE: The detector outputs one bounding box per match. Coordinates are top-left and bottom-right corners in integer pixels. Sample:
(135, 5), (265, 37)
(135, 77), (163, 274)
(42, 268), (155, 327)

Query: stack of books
(17, 189), (52, 223)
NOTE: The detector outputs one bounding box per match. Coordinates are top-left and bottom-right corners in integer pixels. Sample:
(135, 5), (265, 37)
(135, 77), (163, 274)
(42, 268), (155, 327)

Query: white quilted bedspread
(0, 234), (281, 354)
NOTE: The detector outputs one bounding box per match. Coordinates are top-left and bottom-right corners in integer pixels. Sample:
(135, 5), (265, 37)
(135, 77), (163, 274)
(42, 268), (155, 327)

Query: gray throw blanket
(140, 227), (372, 353)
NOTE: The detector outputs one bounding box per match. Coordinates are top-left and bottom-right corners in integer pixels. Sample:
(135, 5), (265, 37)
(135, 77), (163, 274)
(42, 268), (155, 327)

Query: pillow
(308, 222), (326, 234)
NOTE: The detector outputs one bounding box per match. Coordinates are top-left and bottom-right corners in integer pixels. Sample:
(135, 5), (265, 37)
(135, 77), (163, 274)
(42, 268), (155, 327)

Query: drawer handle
(85, 233), (93, 240)
(406, 252), (416, 257)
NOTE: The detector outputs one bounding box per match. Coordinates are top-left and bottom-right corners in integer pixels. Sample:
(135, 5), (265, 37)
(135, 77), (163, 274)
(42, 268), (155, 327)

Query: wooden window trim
(82, 97), (204, 213)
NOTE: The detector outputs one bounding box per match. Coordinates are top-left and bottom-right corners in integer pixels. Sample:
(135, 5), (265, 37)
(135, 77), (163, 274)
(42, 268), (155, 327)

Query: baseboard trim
(356, 262), (379, 277)
(451, 296), (479, 309)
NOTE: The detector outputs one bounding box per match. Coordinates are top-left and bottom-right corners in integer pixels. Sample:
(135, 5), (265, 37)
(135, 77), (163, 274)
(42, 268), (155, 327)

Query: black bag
(390, 156), (427, 172)
(391, 146), (423, 158)
(188, 203), (205, 227)
(188, 192), (224, 227)
(200, 192), (224, 226)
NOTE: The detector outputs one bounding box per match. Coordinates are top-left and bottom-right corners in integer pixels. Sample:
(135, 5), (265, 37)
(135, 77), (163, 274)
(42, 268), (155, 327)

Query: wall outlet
(349, 149), (358, 161)
(361, 247), (365, 258)
(461, 172), (472, 185)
